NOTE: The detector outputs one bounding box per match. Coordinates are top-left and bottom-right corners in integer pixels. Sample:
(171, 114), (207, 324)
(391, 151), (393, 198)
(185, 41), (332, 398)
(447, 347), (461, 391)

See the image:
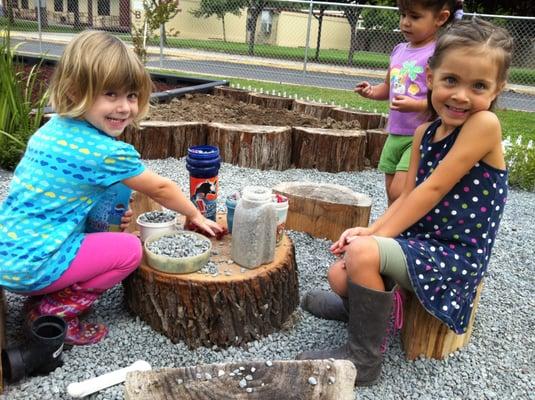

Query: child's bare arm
(354, 71), (390, 101)
(123, 170), (222, 236)
(374, 111), (502, 238)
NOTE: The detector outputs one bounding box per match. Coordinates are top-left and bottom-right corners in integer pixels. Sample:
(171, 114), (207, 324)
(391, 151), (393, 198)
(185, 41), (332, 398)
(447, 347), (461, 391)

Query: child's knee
(327, 259), (348, 295)
(345, 237), (379, 274)
(120, 234), (143, 271)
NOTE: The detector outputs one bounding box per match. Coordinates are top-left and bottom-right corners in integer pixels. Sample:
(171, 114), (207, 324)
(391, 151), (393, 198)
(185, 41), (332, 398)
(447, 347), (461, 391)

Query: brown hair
(48, 30), (153, 127)
(397, 0), (462, 25)
(426, 18), (513, 120)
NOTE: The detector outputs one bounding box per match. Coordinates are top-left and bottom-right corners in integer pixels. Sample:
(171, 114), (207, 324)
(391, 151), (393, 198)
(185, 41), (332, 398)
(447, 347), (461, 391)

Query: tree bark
(125, 360), (357, 400)
(247, 93), (294, 110)
(273, 182), (372, 241)
(291, 127), (367, 172)
(206, 122), (292, 170)
(331, 108), (386, 130)
(214, 86), (250, 103)
(365, 129), (388, 168)
(291, 99), (335, 120)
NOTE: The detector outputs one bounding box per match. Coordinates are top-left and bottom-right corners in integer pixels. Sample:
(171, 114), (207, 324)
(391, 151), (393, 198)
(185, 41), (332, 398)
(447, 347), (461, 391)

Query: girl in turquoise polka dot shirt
(298, 19), (512, 386)
(0, 30), (223, 346)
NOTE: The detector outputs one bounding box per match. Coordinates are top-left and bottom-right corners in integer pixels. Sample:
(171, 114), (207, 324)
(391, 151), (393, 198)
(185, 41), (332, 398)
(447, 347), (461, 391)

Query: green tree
(191, 0), (243, 42)
(144, 0), (181, 45)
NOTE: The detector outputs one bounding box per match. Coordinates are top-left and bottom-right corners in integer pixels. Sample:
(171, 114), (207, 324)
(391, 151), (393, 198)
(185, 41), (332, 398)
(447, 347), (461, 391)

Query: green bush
(504, 136), (535, 192)
(0, 28), (48, 170)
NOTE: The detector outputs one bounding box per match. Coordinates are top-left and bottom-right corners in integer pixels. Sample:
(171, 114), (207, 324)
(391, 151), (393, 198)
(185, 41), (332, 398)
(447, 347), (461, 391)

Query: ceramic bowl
(143, 231), (212, 274)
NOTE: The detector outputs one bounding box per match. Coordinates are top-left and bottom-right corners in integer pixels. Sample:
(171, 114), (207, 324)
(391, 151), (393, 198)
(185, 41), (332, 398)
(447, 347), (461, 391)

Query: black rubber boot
(1, 315), (67, 383)
(297, 280), (395, 386)
(300, 290), (349, 322)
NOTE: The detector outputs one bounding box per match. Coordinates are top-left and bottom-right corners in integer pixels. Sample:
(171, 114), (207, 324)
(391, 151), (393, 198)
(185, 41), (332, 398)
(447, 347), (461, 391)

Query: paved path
(11, 32), (535, 112)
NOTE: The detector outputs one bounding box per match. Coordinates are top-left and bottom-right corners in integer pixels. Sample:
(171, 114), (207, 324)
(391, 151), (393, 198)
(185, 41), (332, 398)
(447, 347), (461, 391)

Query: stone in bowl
(144, 231), (212, 274)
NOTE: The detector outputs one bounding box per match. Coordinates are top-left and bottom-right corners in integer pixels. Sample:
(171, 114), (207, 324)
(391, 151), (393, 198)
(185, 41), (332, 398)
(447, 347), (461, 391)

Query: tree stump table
(123, 194), (299, 348)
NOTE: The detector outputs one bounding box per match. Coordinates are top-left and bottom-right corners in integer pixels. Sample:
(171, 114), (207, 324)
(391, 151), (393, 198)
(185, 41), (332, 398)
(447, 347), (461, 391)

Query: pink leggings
(28, 232), (142, 295)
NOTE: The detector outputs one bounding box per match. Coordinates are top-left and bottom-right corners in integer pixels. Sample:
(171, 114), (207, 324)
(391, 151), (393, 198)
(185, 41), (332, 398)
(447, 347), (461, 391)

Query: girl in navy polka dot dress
(298, 19), (513, 386)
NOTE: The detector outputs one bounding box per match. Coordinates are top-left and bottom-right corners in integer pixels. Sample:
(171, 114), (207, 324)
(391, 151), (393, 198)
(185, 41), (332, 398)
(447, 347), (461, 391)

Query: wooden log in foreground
(206, 122), (292, 170)
(125, 360), (356, 400)
(123, 121), (206, 159)
(365, 129), (389, 168)
(124, 192), (299, 348)
(248, 92), (294, 110)
(291, 99), (336, 119)
(214, 85), (250, 103)
(331, 108), (386, 130)
(273, 182), (372, 241)
(401, 281), (484, 360)
(291, 127), (367, 172)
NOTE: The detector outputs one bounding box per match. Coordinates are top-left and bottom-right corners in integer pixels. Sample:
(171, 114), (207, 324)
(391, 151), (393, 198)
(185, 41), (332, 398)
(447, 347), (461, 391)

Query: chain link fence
(3, 0), (535, 111)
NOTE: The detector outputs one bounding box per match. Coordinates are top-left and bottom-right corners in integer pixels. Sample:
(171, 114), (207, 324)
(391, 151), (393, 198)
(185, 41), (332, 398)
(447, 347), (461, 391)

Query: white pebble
(308, 377), (318, 385)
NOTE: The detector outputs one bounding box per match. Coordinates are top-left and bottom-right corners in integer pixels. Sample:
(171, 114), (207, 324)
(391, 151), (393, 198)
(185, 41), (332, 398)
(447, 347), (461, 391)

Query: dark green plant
(505, 136), (535, 192)
(0, 28), (48, 170)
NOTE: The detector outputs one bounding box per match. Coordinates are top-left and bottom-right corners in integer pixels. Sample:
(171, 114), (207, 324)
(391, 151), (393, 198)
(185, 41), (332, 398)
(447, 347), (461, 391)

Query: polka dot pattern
(396, 120), (507, 334)
(0, 116), (145, 292)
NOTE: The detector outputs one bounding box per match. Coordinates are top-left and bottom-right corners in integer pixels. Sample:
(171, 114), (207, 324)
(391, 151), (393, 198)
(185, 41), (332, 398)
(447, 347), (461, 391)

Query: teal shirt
(0, 116), (145, 292)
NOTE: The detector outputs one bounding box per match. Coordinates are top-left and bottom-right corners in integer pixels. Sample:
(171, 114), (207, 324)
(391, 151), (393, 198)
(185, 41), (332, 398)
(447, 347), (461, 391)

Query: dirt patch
(147, 93), (361, 130)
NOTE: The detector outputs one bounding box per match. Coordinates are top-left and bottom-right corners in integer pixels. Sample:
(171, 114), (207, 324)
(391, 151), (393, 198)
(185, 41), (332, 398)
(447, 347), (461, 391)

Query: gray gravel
(1, 158), (534, 400)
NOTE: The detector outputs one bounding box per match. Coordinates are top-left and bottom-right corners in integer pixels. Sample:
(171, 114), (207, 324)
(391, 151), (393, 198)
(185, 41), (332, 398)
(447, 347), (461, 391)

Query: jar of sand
(231, 186), (276, 269)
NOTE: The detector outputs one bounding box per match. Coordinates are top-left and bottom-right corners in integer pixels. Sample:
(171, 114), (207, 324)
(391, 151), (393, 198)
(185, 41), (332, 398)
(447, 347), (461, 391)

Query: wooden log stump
(206, 122), (292, 170)
(365, 129), (389, 168)
(125, 360), (356, 400)
(291, 127), (367, 172)
(214, 85), (250, 103)
(273, 182), (372, 241)
(123, 121), (206, 159)
(401, 281), (484, 360)
(124, 193), (299, 348)
(248, 92), (294, 110)
(291, 99), (335, 119)
(331, 108), (386, 130)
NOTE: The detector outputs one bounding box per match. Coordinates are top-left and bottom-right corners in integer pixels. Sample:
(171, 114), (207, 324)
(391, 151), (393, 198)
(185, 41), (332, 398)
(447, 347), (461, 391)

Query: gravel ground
(0, 159), (534, 400)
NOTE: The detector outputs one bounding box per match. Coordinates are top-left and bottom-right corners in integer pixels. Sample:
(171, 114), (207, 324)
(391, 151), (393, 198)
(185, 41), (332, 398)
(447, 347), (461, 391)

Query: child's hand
(120, 209), (134, 231)
(330, 227), (373, 255)
(390, 95), (424, 112)
(186, 213), (225, 238)
(354, 81), (373, 98)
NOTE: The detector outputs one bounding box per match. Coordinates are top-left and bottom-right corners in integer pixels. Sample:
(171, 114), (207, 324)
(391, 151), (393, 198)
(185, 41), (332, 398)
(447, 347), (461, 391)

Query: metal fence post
(36, 0), (42, 54)
(302, 0), (314, 84)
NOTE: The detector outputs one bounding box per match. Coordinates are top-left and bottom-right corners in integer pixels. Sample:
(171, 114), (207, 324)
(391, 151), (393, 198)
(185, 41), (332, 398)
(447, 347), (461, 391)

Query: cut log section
(124, 193), (299, 348)
(291, 99), (335, 119)
(331, 108), (386, 130)
(401, 281), (484, 360)
(206, 122), (292, 170)
(214, 85), (250, 103)
(123, 121), (206, 159)
(273, 182), (372, 241)
(291, 127), (367, 172)
(365, 129), (389, 168)
(125, 360), (356, 400)
(248, 92), (294, 110)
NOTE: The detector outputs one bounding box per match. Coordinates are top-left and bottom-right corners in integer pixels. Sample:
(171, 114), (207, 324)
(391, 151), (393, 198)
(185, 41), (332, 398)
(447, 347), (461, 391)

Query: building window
(67, 0), (77, 13)
(98, 0), (110, 16)
(21, 0), (29, 9)
(54, 0), (63, 12)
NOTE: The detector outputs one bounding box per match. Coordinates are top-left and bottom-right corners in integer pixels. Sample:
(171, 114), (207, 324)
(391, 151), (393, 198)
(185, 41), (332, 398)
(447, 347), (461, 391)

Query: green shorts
(378, 134), (413, 174)
(373, 236), (413, 291)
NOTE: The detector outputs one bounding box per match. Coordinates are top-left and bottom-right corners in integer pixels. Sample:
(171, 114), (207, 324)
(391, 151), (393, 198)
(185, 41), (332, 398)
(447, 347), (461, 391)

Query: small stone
(265, 360), (273, 367)
(245, 375), (253, 381)
(328, 376), (336, 384)
(250, 367), (256, 373)
(308, 377), (318, 385)
(205, 373), (212, 380)
(239, 378), (247, 388)
(218, 370), (225, 377)
(246, 388), (253, 393)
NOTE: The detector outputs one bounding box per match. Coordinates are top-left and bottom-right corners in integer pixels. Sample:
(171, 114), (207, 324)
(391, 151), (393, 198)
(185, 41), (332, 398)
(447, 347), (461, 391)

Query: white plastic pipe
(67, 360), (152, 398)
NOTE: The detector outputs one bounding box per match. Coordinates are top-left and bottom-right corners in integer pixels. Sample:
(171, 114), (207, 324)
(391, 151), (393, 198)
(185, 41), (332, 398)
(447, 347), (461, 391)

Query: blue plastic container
(86, 183), (132, 232)
(186, 145), (221, 221)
